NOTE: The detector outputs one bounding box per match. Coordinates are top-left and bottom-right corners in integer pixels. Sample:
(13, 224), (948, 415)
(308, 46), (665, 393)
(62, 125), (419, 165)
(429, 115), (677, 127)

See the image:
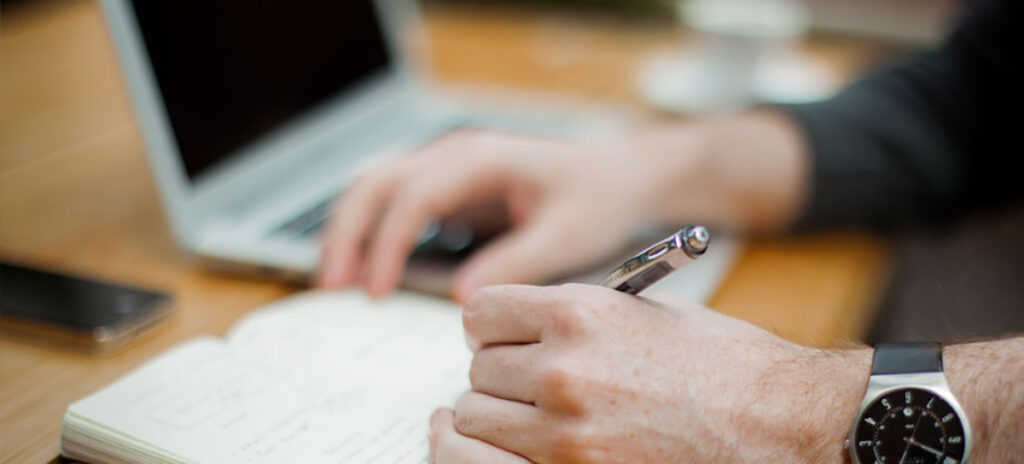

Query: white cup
(674, 0), (810, 111)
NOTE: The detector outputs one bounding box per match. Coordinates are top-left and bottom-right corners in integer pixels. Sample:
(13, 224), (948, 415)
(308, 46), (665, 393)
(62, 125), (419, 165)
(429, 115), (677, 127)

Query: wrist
(776, 347), (872, 463)
(625, 111), (810, 232)
(609, 124), (717, 226)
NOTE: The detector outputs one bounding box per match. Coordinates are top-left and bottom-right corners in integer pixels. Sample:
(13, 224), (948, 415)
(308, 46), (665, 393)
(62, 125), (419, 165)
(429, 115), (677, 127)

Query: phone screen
(0, 262), (170, 331)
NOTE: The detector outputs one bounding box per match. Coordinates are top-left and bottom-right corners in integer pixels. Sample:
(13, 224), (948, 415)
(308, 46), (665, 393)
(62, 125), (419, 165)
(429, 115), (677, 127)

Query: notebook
(60, 235), (741, 463)
(61, 291), (470, 463)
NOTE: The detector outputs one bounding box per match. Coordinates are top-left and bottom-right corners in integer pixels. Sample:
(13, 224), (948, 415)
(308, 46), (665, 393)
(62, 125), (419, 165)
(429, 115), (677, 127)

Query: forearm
(628, 110), (811, 233)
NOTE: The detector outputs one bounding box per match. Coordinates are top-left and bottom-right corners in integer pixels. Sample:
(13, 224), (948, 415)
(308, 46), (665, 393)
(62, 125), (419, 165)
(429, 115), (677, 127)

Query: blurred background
(3, 0), (1020, 365)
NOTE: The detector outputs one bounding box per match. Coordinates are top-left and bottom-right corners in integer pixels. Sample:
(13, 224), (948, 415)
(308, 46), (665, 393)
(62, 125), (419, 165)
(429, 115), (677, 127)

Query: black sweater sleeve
(785, 0), (1022, 230)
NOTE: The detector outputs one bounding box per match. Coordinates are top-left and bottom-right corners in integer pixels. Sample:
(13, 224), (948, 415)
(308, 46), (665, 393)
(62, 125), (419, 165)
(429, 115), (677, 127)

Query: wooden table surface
(0, 1), (891, 462)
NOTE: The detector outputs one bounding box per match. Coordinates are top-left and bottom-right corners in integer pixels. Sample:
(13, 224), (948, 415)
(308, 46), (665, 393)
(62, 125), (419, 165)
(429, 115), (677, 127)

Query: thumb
(452, 210), (571, 302)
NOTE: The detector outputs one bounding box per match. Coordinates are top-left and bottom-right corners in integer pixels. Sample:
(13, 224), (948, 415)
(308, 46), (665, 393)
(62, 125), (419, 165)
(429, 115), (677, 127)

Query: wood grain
(0, 1), (889, 462)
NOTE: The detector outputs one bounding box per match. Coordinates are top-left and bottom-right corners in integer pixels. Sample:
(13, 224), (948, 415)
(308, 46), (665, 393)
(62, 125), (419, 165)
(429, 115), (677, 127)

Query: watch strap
(871, 342), (942, 375)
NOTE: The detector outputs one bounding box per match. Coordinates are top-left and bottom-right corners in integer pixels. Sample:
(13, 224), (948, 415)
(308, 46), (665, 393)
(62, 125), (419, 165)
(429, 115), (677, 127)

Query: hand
(317, 129), (688, 301)
(436, 283), (871, 463)
(318, 111), (808, 301)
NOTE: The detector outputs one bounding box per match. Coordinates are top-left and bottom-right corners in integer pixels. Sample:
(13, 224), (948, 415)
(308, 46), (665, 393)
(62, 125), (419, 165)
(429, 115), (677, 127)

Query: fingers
(462, 285), (555, 350)
(470, 344), (543, 404)
(320, 130), (595, 297)
(452, 392), (546, 459)
(363, 156), (511, 297)
(429, 408), (530, 464)
(318, 160), (407, 289)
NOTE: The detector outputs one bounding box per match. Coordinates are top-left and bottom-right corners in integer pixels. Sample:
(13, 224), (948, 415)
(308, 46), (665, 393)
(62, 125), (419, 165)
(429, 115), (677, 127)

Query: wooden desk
(0, 1), (890, 462)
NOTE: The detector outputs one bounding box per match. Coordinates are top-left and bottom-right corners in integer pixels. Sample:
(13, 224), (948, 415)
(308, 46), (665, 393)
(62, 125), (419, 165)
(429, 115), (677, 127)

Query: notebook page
(66, 291), (471, 462)
(226, 290), (471, 405)
(66, 336), (439, 463)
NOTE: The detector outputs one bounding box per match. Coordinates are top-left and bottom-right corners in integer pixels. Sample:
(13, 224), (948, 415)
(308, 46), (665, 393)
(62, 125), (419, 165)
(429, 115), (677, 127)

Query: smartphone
(0, 262), (172, 352)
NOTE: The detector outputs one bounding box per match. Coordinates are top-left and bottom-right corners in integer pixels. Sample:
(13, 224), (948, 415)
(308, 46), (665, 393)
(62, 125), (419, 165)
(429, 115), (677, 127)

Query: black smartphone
(0, 262), (172, 352)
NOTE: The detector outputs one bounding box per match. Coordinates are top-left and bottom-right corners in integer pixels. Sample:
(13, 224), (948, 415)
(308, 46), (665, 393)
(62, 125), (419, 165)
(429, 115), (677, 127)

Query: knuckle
(468, 282), (503, 303)
(453, 393), (476, 419)
(453, 412), (470, 434)
(549, 284), (607, 335)
(463, 285), (505, 315)
(541, 363), (573, 395)
(550, 310), (582, 339)
(467, 355), (486, 390)
(391, 184), (431, 215)
(452, 405), (476, 435)
(336, 169), (401, 215)
(461, 288), (493, 333)
(539, 361), (587, 416)
(548, 300), (588, 338)
(548, 424), (602, 463)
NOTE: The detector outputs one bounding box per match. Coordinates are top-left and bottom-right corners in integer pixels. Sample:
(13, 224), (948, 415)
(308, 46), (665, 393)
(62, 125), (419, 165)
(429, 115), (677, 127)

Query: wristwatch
(848, 343), (972, 464)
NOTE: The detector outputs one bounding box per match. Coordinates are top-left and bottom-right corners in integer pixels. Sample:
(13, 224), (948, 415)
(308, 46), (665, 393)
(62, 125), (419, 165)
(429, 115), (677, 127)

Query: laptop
(101, 0), (738, 300)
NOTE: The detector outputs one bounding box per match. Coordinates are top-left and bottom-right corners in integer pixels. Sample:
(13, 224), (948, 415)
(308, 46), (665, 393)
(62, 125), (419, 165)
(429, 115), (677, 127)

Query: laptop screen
(130, 1), (393, 182)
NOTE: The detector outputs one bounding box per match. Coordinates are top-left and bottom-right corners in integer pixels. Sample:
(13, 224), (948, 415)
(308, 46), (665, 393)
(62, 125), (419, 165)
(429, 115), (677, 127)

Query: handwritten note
(65, 291), (470, 463)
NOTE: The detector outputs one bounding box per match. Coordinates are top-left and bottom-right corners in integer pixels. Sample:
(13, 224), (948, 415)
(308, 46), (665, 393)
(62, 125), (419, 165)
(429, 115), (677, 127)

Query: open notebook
(61, 291), (470, 463)
(61, 236), (740, 463)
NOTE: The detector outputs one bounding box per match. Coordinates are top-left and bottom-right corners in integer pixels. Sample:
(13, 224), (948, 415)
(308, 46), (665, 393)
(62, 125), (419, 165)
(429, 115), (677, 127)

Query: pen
(597, 226), (710, 295)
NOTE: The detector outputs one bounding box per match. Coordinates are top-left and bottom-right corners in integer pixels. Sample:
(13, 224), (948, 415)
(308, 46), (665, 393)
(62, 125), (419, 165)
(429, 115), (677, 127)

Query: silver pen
(597, 226), (710, 295)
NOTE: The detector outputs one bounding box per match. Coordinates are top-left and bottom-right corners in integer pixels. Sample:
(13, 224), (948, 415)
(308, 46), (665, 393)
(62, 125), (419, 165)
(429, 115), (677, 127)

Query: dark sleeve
(784, 0), (1022, 230)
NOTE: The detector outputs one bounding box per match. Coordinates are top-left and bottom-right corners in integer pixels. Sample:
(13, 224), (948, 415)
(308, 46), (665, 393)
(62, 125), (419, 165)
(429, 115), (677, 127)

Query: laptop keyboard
(272, 195), (335, 239)
(272, 190), (479, 257)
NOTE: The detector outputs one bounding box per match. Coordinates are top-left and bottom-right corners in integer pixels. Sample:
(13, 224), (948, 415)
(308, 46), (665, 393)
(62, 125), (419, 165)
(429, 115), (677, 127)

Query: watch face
(853, 388), (967, 464)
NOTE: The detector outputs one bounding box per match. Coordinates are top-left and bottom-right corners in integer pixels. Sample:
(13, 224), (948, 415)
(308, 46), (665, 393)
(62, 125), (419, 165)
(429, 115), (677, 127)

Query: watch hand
(903, 437), (945, 458)
(899, 411), (927, 464)
(898, 440), (911, 464)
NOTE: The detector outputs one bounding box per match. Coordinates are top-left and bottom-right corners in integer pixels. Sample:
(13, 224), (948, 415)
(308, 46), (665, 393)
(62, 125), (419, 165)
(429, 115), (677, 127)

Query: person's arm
(317, 0), (1018, 299)
(429, 284), (1024, 463)
(783, 0), (1021, 229)
(942, 338), (1024, 463)
(657, 0), (1022, 233)
(316, 113), (812, 300)
(808, 337), (1024, 463)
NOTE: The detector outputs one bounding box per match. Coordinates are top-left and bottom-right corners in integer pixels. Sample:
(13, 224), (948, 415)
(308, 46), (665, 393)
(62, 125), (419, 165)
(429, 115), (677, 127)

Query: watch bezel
(847, 372), (973, 464)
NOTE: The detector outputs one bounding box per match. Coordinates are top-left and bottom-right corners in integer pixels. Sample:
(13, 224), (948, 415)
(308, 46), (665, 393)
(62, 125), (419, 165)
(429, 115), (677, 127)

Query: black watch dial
(853, 388), (967, 464)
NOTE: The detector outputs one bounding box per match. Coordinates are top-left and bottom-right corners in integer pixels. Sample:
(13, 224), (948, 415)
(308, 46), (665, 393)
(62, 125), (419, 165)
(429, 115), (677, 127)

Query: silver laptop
(101, 0), (737, 301)
(100, 1), (609, 278)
